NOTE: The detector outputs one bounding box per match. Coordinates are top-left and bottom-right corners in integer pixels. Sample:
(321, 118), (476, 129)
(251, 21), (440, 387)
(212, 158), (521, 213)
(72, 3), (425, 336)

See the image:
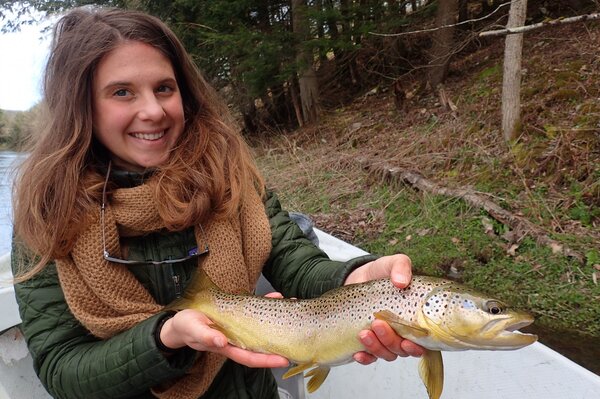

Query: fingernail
(396, 275), (410, 287)
(213, 337), (226, 348)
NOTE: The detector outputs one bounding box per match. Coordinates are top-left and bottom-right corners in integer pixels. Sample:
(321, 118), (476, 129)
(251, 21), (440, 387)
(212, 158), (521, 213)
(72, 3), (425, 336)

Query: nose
(137, 93), (165, 121)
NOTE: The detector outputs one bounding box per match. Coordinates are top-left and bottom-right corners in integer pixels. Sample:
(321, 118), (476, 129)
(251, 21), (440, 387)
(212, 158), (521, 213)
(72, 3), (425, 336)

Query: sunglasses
(100, 161), (209, 265)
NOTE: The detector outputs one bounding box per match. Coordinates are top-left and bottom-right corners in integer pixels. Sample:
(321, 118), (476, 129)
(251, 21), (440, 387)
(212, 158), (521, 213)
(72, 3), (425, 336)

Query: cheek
(92, 109), (130, 150)
(95, 104), (130, 132)
(167, 97), (186, 134)
(170, 96), (185, 120)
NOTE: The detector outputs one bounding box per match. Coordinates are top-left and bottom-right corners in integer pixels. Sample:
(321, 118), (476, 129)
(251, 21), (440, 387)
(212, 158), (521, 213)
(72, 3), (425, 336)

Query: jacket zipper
(172, 273), (182, 298)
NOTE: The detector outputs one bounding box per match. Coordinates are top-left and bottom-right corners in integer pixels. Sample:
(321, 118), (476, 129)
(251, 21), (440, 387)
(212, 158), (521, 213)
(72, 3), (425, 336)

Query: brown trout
(169, 269), (537, 399)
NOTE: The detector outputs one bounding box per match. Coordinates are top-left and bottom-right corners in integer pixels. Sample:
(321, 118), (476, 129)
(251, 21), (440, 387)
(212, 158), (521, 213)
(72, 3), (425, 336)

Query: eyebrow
(101, 77), (178, 90)
(103, 81), (130, 88)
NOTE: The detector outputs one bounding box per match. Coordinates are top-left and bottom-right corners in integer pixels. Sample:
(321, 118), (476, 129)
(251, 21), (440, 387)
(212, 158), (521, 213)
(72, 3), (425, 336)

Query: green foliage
(0, 106), (40, 150)
(0, 0), (124, 32)
(567, 180), (600, 227)
(0, 109), (5, 135)
(1, 0), (443, 131)
(477, 64), (502, 82)
(586, 249), (600, 267)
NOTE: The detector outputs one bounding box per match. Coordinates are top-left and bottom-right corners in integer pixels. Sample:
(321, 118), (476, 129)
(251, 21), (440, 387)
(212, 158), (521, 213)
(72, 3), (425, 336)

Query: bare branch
(368, 1), (511, 37)
(480, 12), (600, 37)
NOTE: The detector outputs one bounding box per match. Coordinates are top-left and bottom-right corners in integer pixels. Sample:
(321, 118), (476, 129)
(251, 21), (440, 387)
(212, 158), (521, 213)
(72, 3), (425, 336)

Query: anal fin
(418, 349), (444, 399)
(305, 366), (331, 393)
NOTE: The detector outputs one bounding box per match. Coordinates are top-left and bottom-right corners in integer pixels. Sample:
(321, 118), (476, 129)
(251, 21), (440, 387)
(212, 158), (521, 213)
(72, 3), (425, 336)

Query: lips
(130, 130), (165, 140)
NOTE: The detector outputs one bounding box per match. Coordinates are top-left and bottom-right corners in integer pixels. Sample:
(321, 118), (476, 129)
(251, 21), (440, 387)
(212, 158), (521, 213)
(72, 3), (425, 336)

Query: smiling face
(92, 41), (185, 172)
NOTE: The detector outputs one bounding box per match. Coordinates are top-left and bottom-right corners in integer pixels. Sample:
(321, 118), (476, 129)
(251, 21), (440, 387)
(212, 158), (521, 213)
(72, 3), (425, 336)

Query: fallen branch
(358, 159), (584, 264)
(479, 13), (600, 37)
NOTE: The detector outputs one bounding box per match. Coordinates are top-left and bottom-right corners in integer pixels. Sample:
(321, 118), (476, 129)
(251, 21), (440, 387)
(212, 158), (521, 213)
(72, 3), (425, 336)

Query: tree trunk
(410, 1), (418, 14)
(292, 0), (320, 124)
(458, 0), (469, 23)
(427, 0), (458, 89)
(324, 0), (340, 41)
(290, 78), (304, 127)
(501, 0), (527, 142)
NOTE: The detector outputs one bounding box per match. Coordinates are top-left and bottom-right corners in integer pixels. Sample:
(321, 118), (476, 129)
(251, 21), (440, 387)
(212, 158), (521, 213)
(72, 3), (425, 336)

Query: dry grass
(254, 22), (600, 254)
(253, 20), (600, 375)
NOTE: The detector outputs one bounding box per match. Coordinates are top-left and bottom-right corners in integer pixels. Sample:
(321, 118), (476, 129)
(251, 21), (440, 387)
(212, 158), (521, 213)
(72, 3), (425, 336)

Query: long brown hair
(13, 7), (264, 280)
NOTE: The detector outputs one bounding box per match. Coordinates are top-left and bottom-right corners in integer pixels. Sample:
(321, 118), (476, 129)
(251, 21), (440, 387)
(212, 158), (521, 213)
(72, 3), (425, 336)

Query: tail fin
(165, 268), (218, 311)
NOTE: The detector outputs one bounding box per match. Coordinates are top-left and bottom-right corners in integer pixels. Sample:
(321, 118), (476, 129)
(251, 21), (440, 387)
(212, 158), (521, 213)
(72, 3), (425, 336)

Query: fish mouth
(505, 318), (534, 332)
(481, 314), (537, 349)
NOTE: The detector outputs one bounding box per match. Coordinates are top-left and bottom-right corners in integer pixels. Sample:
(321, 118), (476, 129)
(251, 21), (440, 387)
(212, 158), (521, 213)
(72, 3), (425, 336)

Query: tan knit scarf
(55, 181), (272, 399)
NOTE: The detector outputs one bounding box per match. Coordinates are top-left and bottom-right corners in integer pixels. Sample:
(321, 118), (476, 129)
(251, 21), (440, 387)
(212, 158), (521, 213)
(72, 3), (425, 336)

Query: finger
(353, 351), (377, 365)
(219, 345), (289, 368)
(358, 330), (397, 362)
(264, 292), (284, 299)
(371, 320), (424, 358)
(371, 320), (409, 357)
(389, 254), (412, 288)
(400, 339), (425, 357)
(185, 322), (228, 351)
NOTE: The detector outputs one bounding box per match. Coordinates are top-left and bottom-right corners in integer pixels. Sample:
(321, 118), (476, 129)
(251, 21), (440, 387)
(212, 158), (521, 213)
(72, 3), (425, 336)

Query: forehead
(94, 41), (175, 85)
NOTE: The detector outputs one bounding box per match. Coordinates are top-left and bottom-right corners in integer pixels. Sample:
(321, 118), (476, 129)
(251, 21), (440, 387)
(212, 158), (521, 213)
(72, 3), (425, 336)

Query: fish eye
(484, 300), (504, 315)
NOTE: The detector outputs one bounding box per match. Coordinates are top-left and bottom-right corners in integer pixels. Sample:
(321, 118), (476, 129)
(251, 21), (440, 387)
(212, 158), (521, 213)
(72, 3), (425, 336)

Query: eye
(484, 301), (504, 315)
(157, 85), (174, 94)
(114, 89), (129, 97)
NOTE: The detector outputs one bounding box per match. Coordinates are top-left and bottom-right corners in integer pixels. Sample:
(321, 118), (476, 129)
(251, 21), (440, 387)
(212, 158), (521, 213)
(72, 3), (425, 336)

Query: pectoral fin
(305, 366), (331, 393)
(165, 268), (217, 311)
(282, 363), (315, 379)
(374, 310), (430, 338)
(418, 349), (444, 399)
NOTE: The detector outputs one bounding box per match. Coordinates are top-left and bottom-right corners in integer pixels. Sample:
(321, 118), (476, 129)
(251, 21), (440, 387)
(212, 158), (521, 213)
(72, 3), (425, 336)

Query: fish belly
(201, 296), (366, 365)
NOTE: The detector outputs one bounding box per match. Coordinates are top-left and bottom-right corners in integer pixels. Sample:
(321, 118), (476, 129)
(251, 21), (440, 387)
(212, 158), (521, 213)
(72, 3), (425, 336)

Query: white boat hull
(1, 230), (599, 399)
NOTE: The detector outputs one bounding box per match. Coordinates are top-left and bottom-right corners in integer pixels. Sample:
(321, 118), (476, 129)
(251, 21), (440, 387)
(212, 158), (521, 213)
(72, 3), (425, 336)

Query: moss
(548, 89), (583, 103)
(477, 64), (501, 82)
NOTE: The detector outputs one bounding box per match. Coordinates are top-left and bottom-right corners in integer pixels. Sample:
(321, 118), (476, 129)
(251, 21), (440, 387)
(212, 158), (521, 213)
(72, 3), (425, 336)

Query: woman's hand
(344, 254), (425, 364)
(159, 309), (289, 368)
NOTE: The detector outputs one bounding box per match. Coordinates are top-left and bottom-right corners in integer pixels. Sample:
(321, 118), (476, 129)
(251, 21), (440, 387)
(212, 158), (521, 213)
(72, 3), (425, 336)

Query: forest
(1, 0), (599, 374)
(1, 1), (599, 136)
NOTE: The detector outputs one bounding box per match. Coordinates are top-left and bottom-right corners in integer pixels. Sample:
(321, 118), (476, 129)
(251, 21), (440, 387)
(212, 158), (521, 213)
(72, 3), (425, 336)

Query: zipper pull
(172, 274), (182, 298)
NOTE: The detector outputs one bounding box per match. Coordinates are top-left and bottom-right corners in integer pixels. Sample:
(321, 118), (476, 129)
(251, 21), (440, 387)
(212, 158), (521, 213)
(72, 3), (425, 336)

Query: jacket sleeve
(11, 247), (197, 399)
(262, 191), (377, 299)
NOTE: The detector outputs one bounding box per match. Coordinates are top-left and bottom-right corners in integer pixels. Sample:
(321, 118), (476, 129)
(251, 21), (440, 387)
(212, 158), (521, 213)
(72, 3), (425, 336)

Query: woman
(12, 7), (422, 399)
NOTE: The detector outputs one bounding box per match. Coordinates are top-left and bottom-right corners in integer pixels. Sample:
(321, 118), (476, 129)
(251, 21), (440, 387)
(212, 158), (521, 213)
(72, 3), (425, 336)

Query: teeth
(131, 131), (165, 140)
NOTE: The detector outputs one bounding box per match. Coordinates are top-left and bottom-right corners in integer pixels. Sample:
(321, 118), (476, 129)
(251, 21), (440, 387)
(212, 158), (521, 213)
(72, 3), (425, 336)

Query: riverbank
(253, 21), (600, 374)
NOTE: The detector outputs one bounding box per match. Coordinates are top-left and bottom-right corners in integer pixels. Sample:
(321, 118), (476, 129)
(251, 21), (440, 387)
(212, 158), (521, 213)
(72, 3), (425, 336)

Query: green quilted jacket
(12, 186), (376, 399)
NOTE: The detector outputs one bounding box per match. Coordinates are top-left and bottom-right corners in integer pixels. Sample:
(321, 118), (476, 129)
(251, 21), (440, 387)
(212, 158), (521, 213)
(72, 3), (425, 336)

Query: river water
(0, 151), (26, 255)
